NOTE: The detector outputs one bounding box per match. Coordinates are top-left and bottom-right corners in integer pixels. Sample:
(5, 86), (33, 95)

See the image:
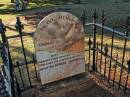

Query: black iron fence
(0, 9), (130, 97)
(83, 10), (130, 94)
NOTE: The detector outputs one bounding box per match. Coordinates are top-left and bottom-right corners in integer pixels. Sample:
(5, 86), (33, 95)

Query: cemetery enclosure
(0, 10), (130, 97)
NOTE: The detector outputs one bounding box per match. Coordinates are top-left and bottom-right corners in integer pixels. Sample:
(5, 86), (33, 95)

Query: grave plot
(22, 73), (125, 97)
(0, 6), (130, 97)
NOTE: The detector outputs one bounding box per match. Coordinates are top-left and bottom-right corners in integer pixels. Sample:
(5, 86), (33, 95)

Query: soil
(22, 72), (128, 97)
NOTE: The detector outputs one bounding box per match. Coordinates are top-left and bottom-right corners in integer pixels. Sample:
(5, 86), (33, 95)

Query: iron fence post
(128, 60), (130, 73)
(113, 54), (118, 87)
(32, 54), (38, 80)
(100, 10), (106, 73)
(87, 38), (92, 71)
(0, 19), (16, 97)
(96, 42), (99, 72)
(123, 59), (130, 94)
(103, 44), (109, 77)
(118, 18), (129, 90)
(108, 26), (115, 82)
(16, 61), (25, 89)
(92, 9), (98, 71)
(15, 17), (32, 87)
(123, 17), (130, 93)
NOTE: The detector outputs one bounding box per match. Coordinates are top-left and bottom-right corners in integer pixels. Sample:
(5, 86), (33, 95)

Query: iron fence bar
(103, 55), (107, 77)
(92, 9), (98, 71)
(123, 59), (130, 94)
(100, 10), (105, 73)
(96, 42), (99, 72)
(123, 71), (129, 94)
(15, 17), (32, 87)
(12, 60), (34, 68)
(19, 28), (32, 87)
(118, 31), (128, 90)
(13, 72), (22, 97)
(112, 54), (118, 87)
(7, 32), (34, 39)
(32, 55), (38, 81)
(108, 26), (115, 82)
(88, 39), (91, 70)
(80, 9), (87, 29)
(16, 61), (25, 89)
(88, 38), (92, 71)
(103, 44), (108, 77)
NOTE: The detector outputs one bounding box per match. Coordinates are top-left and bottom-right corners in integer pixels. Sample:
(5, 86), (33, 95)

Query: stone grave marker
(34, 12), (86, 85)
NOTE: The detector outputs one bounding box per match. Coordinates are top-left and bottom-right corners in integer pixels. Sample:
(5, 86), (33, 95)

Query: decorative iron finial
(101, 10), (106, 24)
(104, 44), (109, 55)
(92, 9), (98, 20)
(15, 17), (24, 34)
(81, 9), (86, 18)
(123, 17), (130, 36)
(88, 37), (93, 47)
(80, 9), (87, 28)
(125, 28), (129, 37)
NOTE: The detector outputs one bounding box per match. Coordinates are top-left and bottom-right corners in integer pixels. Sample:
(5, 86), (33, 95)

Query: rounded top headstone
(34, 12), (85, 85)
(34, 12), (84, 53)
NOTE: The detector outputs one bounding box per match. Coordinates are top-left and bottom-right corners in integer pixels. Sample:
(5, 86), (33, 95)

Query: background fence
(84, 9), (130, 94)
(0, 9), (130, 97)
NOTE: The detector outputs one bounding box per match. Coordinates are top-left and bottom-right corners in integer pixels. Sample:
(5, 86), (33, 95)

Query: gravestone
(34, 12), (85, 85)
